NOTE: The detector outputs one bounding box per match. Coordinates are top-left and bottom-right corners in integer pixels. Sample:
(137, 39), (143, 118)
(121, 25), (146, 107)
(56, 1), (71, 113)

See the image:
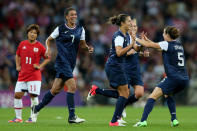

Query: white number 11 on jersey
(26, 57), (32, 64)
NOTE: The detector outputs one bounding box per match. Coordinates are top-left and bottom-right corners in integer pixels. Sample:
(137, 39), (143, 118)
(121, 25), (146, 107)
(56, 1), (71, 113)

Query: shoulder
(113, 31), (122, 38)
(36, 41), (46, 49)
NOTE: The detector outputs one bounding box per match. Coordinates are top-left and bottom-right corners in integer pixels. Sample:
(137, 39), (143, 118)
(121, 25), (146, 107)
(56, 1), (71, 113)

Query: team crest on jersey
(22, 46), (26, 49)
(33, 47), (39, 52)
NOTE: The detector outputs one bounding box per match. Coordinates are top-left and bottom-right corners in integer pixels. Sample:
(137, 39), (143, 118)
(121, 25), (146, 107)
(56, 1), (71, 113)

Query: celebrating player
(134, 26), (189, 127)
(8, 24), (50, 123)
(31, 7), (94, 123)
(87, 19), (148, 123)
(102, 14), (136, 126)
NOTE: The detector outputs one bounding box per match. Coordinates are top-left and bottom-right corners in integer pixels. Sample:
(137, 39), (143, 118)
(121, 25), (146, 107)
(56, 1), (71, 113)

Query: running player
(87, 19), (148, 123)
(104, 14), (136, 126)
(134, 26), (189, 127)
(8, 24), (50, 123)
(31, 7), (94, 124)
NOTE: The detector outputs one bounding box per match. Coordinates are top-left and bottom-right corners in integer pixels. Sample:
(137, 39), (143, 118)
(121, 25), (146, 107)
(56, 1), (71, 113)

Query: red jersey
(16, 40), (46, 81)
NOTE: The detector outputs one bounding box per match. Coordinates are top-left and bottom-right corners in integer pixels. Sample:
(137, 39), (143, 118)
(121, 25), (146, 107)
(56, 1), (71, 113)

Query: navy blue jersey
(159, 40), (189, 80)
(105, 30), (131, 88)
(50, 23), (85, 78)
(107, 31), (130, 66)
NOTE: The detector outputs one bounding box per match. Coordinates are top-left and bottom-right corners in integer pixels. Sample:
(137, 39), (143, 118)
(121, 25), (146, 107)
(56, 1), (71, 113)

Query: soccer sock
(67, 92), (75, 119)
(14, 98), (23, 119)
(166, 96), (177, 121)
(141, 98), (156, 122)
(111, 96), (127, 123)
(30, 97), (39, 118)
(96, 88), (119, 98)
(124, 94), (138, 107)
(35, 91), (54, 112)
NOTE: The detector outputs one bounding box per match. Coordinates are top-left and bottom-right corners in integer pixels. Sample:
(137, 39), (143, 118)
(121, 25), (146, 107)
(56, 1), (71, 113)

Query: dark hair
(64, 7), (76, 17)
(26, 24), (40, 35)
(165, 26), (180, 39)
(108, 14), (130, 26)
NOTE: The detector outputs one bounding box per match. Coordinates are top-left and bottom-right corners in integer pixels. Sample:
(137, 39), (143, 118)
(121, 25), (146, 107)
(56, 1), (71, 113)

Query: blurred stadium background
(0, 0), (197, 108)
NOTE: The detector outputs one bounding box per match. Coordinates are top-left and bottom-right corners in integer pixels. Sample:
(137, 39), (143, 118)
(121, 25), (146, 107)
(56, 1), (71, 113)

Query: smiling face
(65, 10), (77, 25)
(130, 19), (138, 34)
(27, 29), (38, 41)
(121, 16), (132, 31)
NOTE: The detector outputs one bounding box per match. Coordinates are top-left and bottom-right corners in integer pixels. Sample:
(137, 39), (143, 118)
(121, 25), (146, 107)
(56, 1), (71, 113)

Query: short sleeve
(16, 42), (23, 56)
(50, 27), (59, 39)
(80, 27), (85, 40)
(158, 41), (169, 51)
(114, 36), (124, 47)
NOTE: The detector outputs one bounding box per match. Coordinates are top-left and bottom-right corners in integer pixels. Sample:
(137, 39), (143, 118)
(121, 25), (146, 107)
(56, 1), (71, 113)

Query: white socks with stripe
(30, 97), (39, 118)
(14, 98), (23, 119)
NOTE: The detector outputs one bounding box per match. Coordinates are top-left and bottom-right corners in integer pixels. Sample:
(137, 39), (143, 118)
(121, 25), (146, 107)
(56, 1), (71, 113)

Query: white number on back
(178, 52), (184, 66)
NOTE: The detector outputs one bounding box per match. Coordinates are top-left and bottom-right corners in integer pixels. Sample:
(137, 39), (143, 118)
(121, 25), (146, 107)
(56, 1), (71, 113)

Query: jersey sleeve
(40, 44), (47, 58)
(16, 42), (23, 56)
(80, 27), (85, 40)
(50, 27), (59, 39)
(158, 41), (168, 51)
(114, 36), (124, 47)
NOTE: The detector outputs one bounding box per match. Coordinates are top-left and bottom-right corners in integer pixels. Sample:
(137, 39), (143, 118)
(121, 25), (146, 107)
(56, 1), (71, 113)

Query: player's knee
(67, 86), (77, 93)
(51, 88), (60, 95)
(14, 93), (23, 99)
(135, 91), (144, 98)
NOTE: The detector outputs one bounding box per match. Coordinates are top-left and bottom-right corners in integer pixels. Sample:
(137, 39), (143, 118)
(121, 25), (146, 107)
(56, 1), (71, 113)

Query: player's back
(162, 41), (188, 80)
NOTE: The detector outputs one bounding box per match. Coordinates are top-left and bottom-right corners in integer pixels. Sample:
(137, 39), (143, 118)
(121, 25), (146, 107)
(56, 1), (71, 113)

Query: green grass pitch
(1, 106), (197, 131)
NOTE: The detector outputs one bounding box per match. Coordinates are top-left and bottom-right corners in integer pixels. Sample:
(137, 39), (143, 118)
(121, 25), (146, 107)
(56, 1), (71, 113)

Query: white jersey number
(178, 52), (184, 66)
(26, 57), (32, 64)
(71, 35), (75, 43)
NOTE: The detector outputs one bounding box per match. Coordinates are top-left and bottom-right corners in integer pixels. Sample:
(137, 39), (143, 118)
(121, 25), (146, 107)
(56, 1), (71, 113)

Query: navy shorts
(157, 77), (189, 95)
(55, 62), (74, 82)
(105, 63), (128, 89)
(127, 70), (144, 87)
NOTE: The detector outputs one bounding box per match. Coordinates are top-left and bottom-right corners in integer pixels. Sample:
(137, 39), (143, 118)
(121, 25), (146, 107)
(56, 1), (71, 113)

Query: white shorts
(15, 81), (41, 95)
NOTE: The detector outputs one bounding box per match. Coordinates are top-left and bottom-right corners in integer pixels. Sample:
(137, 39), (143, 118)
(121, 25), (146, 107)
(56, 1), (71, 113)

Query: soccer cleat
(117, 117), (127, 124)
(25, 118), (32, 123)
(171, 119), (179, 127)
(8, 118), (23, 123)
(109, 121), (125, 126)
(133, 121), (147, 127)
(68, 116), (85, 124)
(87, 85), (98, 101)
(31, 105), (39, 123)
(122, 109), (126, 118)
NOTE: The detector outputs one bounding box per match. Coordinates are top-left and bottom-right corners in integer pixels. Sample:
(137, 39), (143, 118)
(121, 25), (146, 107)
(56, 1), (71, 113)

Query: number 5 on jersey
(178, 52), (184, 66)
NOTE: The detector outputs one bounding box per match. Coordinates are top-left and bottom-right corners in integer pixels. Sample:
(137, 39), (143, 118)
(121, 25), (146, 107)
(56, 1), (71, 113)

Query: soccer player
(8, 24), (50, 123)
(87, 19), (148, 123)
(102, 14), (136, 126)
(31, 7), (94, 123)
(134, 26), (189, 127)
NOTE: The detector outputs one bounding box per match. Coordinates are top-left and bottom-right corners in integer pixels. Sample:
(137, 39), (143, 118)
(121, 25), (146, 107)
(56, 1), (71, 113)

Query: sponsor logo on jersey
(33, 47), (39, 52)
(65, 31), (69, 34)
(22, 46), (26, 49)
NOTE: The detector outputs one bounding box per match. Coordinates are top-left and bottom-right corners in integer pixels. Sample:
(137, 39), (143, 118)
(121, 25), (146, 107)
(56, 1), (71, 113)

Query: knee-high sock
(67, 92), (75, 118)
(30, 97), (39, 118)
(166, 96), (177, 121)
(141, 98), (156, 122)
(96, 88), (119, 98)
(124, 94), (138, 107)
(111, 96), (127, 123)
(35, 91), (54, 112)
(14, 98), (23, 119)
